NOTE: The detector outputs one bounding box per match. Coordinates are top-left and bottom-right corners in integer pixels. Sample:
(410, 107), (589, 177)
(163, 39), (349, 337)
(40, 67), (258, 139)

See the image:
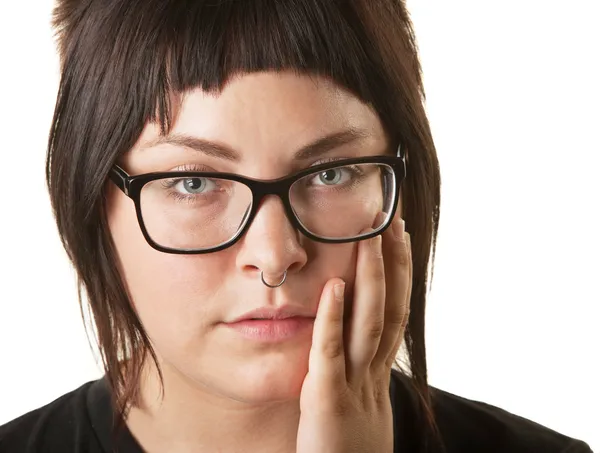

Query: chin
(224, 355), (310, 403)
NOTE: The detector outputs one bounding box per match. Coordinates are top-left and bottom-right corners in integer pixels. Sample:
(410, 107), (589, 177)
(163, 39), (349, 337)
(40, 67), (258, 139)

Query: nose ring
(261, 270), (287, 288)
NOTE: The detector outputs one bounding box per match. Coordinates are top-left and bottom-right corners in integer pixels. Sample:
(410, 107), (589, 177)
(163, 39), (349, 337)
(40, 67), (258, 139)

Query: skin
(106, 71), (412, 453)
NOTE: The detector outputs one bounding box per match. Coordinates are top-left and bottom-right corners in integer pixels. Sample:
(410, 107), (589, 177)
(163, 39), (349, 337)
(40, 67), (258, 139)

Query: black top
(0, 370), (593, 453)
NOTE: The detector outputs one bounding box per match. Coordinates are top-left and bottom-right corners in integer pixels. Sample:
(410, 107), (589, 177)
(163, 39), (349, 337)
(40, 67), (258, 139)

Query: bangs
(85, 0), (387, 134)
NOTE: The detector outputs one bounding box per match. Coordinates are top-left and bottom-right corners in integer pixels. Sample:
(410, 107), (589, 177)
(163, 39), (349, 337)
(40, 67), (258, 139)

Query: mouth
(228, 305), (317, 323)
(223, 316), (315, 342)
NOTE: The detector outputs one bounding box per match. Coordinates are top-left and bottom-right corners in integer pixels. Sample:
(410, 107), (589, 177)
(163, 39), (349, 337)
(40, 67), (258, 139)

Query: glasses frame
(109, 144), (406, 254)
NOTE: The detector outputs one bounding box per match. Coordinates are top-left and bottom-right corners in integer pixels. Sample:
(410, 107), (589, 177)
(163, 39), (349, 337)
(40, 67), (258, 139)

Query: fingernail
(372, 234), (382, 256)
(334, 282), (345, 301)
(393, 217), (405, 240)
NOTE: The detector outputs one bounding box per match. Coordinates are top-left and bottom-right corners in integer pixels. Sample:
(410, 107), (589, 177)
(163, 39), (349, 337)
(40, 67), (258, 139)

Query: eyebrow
(139, 128), (371, 162)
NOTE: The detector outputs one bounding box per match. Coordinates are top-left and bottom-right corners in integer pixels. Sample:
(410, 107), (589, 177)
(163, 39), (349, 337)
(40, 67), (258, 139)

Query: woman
(0, 1), (593, 452)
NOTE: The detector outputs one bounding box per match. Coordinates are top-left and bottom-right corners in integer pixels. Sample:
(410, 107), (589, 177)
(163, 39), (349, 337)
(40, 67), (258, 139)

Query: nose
(235, 195), (308, 281)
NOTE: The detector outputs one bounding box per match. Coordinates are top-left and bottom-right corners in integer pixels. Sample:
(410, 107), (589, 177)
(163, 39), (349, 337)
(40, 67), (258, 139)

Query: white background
(0, 1), (598, 451)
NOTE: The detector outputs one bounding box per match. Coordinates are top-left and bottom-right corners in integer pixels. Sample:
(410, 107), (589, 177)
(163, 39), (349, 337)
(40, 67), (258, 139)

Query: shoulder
(0, 379), (100, 453)
(430, 385), (593, 452)
(389, 369), (593, 453)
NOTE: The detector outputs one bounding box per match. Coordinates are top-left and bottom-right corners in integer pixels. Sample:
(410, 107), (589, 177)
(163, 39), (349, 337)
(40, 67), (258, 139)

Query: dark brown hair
(48, 0), (442, 451)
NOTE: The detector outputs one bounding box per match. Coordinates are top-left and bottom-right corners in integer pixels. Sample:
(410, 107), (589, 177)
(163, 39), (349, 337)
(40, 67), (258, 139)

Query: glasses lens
(289, 163), (396, 240)
(140, 176), (252, 250)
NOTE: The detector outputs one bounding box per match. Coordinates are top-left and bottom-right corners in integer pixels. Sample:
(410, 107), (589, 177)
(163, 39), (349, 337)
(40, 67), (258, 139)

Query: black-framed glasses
(109, 144), (406, 254)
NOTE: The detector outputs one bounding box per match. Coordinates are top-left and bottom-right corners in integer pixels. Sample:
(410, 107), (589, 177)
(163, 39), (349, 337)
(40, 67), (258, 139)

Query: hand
(296, 216), (412, 453)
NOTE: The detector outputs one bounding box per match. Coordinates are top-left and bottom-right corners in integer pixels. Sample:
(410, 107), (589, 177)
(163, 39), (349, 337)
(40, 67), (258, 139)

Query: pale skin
(106, 71), (412, 453)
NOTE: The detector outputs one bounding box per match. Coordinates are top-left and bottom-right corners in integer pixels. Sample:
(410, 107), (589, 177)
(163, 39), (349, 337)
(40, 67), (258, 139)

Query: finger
(346, 231), (386, 387)
(384, 231), (412, 369)
(308, 278), (347, 390)
(371, 211), (386, 229)
(372, 215), (411, 369)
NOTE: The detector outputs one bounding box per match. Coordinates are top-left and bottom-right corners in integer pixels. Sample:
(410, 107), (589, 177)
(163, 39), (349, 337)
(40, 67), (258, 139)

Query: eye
(175, 177), (218, 194)
(311, 168), (351, 186)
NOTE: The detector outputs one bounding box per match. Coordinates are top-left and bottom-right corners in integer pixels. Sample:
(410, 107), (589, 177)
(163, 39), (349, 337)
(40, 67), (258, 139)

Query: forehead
(136, 71), (387, 155)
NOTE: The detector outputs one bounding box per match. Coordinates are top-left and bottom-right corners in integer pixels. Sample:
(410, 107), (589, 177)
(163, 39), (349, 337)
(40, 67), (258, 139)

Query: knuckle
(319, 337), (344, 359)
(367, 319), (385, 341)
(388, 311), (408, 330)
(371, 264), (386, 281)
(393, 241), (409, 265)
(324, 390), (352, 416)
(402, 310), (411, 328)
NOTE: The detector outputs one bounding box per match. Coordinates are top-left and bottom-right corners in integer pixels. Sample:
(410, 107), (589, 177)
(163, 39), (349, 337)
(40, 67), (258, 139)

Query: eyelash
(311, 157), (346, 166)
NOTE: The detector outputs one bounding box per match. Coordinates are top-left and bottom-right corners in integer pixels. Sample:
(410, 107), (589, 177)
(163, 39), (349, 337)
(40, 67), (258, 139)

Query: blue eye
(176, 177), (217, 194)
(313, 168), (348, 186)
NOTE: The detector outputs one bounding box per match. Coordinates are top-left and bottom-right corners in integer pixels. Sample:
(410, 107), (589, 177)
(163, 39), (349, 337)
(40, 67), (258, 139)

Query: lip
(223, 305), (316, 342)
(227, 305), (317, 323)
(224, 317), (315, 342)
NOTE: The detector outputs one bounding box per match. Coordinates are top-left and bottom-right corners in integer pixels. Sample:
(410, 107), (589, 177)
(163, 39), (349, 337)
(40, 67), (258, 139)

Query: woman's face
(107, 71), (394, 403)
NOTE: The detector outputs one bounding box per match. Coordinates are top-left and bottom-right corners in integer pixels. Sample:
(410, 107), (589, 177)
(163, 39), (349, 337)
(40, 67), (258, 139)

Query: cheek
(106, 187), (229, 332)
(310, 242), (359, 291)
